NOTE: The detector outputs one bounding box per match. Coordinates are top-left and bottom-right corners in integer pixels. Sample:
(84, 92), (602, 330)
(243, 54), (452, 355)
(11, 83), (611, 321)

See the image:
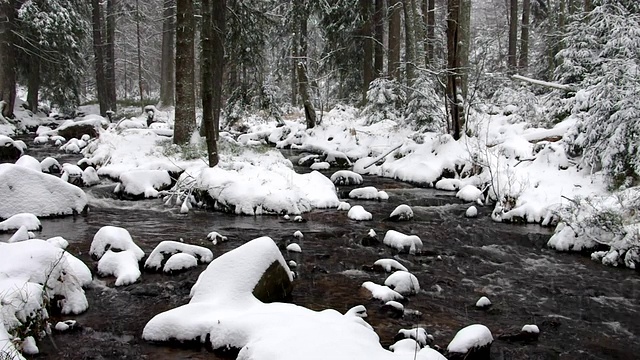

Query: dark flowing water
(3, 138), (639, 359)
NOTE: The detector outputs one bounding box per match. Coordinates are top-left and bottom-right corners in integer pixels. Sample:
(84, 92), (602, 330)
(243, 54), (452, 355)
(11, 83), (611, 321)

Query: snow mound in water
(97, 250), (141, 286)
(349, 186), (389, 200)
(90, 226), (144, 260)
(310, 161), (330, 170)
(362, 281), (404, 302)
(145, 241), (213, 271)
(117, 169), (172, 198)
(164, 253), (198, 273)
(0, 213), (41, 232)
(330, 170), (363, 185)
(389, 204), (413, 220)
(348, 205), (372, 220)
(384, 271), (420, 295)
(374, 259), (408, 272)
(0, 164), (87, 219)
(383, 230), (423, 254)
(447, 324), (493, 354)
(435, 178), (461, 191)
(456, 185), (482, 202)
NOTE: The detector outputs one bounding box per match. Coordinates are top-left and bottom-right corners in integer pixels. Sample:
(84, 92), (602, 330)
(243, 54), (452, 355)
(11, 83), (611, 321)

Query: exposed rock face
(0, 135), (23, 163)
(252, 260), (293, 303)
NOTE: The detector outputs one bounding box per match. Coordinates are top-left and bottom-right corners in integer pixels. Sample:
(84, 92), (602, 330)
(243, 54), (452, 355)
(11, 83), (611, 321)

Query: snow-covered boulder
(82, 166), (100, 186)
(0, 213), (41, 232)
(40, 157), (60, 173)
(15, 155), (41, 172)
(465, 206), (478, 218)
(383, 230), (423, 254)
(0, 164), (87, 219)
(286, 243), (302, 252)
(475, 296), (491, 309)
(396, 327), (431, 347)
(116, 169), (173, 198)
(361, 228), (379, 246)
(384, 271), (420, 295)
(97, 250), (141, 286)
(60, 163), (83, 185)
(330, 170), (363, 186)
(90, 226), (144, 260)
(337, 201), (351, 211)
(389, 204), (413, 221)
(144, 241), (213, 271)
(362, 281), (404, 302)
(348, 205), (372, 220)
(206, 231), (228, 245)
(435, 178), (462, 191)
(7, 225), (31, 243)
(0, 135), (24, 163)
(373, 258), (408, 272)
(446, 324), (493, 359)
(456, 185), (482, 202)
(310, 161), (330, 170)
(163, 253), (198, 274)
(349, 186), (389, 200)
(52, 115), (108, 139)
(381, 300), (405, 318)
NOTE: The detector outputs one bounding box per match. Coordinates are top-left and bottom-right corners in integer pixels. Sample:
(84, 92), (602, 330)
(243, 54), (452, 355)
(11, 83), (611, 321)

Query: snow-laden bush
(363, 78), (405, 125)
(555, 2), (640, 187)
(549, 187), (640, 268)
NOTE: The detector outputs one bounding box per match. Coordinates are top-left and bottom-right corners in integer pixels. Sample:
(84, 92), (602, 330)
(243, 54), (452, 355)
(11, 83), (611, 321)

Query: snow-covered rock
(383, 230), (423, 254)
(373, 259), (408, 272)
(396, 327), (431, 347)
(384, 271), (420, 295)
(475, 296), (491, 308)
(82, 166), (100, 186)
(7, 225), (30, 243)
(330, 170), (363, 186)
(435, 178), (462, 191)
(456, 185), (482, 202)
(310, 161), (330, 170)
(293, 230), (303, 239)
(0, 135), (24, 163)
(97, 249), (141, 286)
(465, 206), (478, 218)
(163, 253), (199, 273)
(207, 231), (228, 244)
(54, 320), (77, 332)
(60, 163), (83, 185)
(348, 205), (372, 220)
(90, 226), (144, 260)
(389, 204), (413, 221)
(349, 186), (389, 200)
(144, 241), (213, 271)
(117, 169), (173, 198)
(522, 324), (539, 334)
(0, 213), (41, 232)
(447, 324), (493, 357)
(287, 243), (302, 252)
(15, 155), (41, 172)
(362, 281), (404, 302)
(0, 164), (87, 219)
(40, 157), (60, 173)
(337, 201), (351, 211)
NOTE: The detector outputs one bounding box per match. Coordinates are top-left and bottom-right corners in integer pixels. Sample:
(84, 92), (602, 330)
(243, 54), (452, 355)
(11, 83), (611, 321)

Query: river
(2, 137), (639, 360)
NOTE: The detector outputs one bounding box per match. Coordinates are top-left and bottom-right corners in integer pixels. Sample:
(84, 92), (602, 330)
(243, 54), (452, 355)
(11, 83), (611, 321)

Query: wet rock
(252, 260), (294, 303)
(361, 235), (380, 247)
(0, 137), (23, 163)
(497, 325), (540, 343)
(446, 324), (493, 360)
(380, 302), (404, 318)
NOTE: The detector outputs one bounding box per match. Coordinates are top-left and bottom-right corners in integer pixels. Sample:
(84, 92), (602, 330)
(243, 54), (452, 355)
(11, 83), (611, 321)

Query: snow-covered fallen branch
(511, 74), (576, 92)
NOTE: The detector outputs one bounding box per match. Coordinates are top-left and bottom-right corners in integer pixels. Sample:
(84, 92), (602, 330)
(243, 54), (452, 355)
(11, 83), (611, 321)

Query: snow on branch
(511, 74), (577, 92)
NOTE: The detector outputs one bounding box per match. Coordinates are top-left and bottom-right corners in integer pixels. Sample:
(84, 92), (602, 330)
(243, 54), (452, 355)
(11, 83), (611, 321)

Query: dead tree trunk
(174, 0), (196, 145)
(297, 63), (316, 129)
(159, 0), (175, 107)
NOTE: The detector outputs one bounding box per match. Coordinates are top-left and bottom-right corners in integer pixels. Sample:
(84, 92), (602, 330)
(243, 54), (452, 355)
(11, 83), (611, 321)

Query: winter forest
(0, 0), (639, 359)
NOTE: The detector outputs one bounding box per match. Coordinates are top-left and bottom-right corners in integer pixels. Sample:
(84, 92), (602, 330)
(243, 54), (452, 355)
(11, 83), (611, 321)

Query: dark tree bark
(388, 0), (401, 79)
(508, 0), (518, 71)
(425, 0), (435, 66)
(201, 0), (224, 167)
(27, 57), (40, 113)
(373, 0), (384, 76)
(290, 45), (298, 106)
(159, 0), (175, 107)
(519, 0), (531, 71)
(446, 0), (466, 140)
(174, 0), (196, 145)
(403, 0), (417, 84)
(361, 0), (374, 102)
(91, 0), (108, 117)
(293, 1), (316, 129)
(459, 0), (470, 99)
(297, 62), (316, 129)
(105, 0), (117, 113)
(0, 0), (17, 119)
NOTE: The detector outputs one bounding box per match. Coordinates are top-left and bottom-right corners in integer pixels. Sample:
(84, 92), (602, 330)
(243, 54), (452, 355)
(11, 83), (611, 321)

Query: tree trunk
(174, 0), (196, 145)
(519, 0), (530, 72)
(373, 0), (384, 77)
(159, 0), (175, 107)
(584, 0), (593, 12)
(403, 0), (417, 85)
(201, 0), (223, 167)
(290, 45), (298, 106)
(388, 0), (401, 79)
(297, 62), (316, 129)
(446, 0), (464, 140)
(425, 0), (435, 66)
(361, 0), (374, 102)
(27, 57), (40, 113)
(136, 0), (144, 106)
(106, 0), (117, 113)
(91, 0), (108, 117)
(410, 0), (425, 70)
(459, 0), (471, 99)
(0, 0), (17, 119)
(508, 0), (518, 71)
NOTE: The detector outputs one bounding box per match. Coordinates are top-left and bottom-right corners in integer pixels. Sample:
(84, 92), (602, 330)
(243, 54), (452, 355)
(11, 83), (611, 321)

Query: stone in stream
(446, 324), (493, 360)
(497, 324), (540, 343)
(0, 135), (24, 163)
(388, 204), (413, 221)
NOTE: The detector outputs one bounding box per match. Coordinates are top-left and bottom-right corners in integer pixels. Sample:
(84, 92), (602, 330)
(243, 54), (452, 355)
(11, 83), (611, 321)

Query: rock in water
(447, 324), (493, 360)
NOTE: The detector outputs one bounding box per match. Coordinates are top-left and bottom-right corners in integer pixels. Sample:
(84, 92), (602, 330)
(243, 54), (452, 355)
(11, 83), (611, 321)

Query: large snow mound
(0, 164), (87, 219)
(117, 169), (173, 198)
(90, 226), (145, 260)
(0, 213), (41, 232)
(143, 237), (419, 359)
